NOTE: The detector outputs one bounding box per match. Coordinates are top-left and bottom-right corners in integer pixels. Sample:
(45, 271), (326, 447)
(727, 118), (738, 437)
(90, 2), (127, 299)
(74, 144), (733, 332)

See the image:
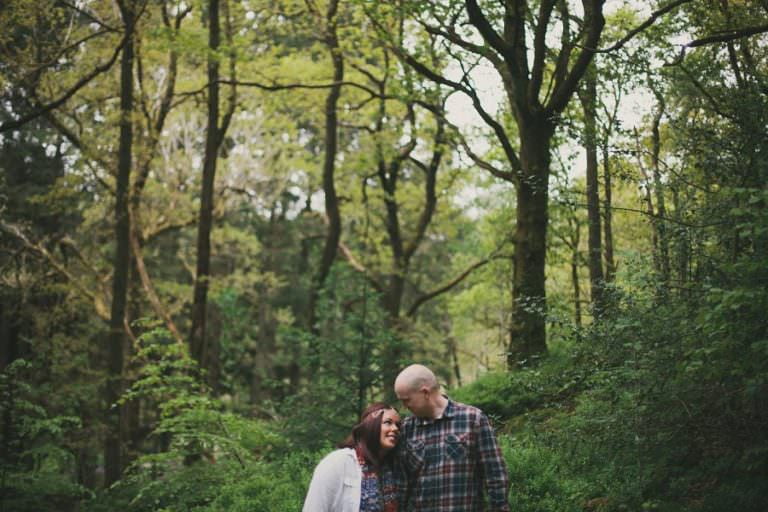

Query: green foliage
(89, 448), (317, 512)
(3, 0), (768, 511)
(450, 349), (586, 424)
(451, 371), (538, 421)
(122, 327), (288, 458)
(278, 265), (409, 448)
(0, 359), (88, 512)
(194, 450), (318, 512)
(502, 435), (586, 512)
(454, 227), (768, 510)
(547, 252), (768, 511)
(85, 328), (294, 512)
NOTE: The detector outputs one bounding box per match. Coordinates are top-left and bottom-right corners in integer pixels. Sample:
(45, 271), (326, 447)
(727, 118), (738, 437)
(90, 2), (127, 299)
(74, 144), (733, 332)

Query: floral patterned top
(356, 447), (398, 512)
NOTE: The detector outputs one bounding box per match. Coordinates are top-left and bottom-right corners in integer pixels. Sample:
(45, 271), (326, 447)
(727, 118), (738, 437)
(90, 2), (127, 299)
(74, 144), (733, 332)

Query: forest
(1, 0), (767, 510)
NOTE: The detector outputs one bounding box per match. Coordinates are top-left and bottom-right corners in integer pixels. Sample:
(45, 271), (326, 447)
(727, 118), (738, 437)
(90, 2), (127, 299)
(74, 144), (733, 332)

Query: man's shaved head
(395, 364), (439, 393)
(394, 364), (446, 419)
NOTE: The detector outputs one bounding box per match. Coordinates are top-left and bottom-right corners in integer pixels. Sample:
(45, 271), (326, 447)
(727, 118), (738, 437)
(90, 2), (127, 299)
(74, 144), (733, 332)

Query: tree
(189, 0), (237, 390)
(103, 0), (136, 487)
(305, 0), (344, 337)
(577, 64), (606, 312)
(367, 0), (607, 366)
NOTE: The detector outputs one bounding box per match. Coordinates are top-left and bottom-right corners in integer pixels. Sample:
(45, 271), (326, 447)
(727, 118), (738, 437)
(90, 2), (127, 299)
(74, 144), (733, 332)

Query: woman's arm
(302, 450), (345, 512)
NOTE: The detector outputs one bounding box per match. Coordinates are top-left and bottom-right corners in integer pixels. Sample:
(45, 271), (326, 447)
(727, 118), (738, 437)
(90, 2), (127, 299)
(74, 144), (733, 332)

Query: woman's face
(379, 409), (401, 452)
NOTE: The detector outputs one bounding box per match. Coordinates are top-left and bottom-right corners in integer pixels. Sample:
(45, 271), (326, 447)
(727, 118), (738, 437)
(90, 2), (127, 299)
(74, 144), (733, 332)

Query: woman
(302, 402), (401, 512)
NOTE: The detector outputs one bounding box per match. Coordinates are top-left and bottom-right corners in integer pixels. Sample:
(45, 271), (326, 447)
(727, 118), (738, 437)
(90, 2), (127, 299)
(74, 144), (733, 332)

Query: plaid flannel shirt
(397, 399), (510, 512)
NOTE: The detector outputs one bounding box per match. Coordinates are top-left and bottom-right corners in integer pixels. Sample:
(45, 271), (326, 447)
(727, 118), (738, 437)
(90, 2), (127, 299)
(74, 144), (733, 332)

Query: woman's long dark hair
(340, 402), (398, 468)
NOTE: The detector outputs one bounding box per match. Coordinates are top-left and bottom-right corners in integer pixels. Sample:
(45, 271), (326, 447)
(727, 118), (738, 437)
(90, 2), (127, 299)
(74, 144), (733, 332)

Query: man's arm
(393, 420), (419, 506)
(475, 412), (510, 511)
(393, 441), (411, 505)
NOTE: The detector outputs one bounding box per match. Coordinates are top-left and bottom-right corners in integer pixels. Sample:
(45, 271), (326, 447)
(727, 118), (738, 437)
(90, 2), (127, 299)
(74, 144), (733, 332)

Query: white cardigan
(302, 448), (362, 512)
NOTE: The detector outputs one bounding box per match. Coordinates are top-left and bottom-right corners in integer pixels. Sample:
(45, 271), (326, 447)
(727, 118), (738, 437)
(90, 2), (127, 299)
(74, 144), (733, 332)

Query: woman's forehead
(381, 409), (400, 420)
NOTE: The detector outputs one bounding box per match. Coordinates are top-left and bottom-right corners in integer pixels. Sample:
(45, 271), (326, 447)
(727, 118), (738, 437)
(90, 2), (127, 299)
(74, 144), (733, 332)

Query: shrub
(502, 433), (587, 512)
(0, 359), (88, 512)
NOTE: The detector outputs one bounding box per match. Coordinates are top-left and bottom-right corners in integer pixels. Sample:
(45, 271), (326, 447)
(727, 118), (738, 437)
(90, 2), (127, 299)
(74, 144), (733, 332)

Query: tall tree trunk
(384, 274), (405, 320)
(671, 185), (690, 287)
(251, 211), (277, 403)
(190, 0), (222, 389)
(649, 94), (670, 285)
(391, 0), (607, 367)
(602, 141), (616, 282)
(462, 0), (604, 367)
(129, 3), (185, 345)
(579, 67), (605, 313)
(0, 301), (19, 370)
(633, 125), (660, 265)
(0, 300), (20, 489)
(307, 0), (343, 335)
(508, 117), (554, 366)
(448, 335), (462, 388)
(122, 262), (141, 467)
(568, 216), (583, 328)
(378, 104), (442, 391)
(105, 0), (134, 486)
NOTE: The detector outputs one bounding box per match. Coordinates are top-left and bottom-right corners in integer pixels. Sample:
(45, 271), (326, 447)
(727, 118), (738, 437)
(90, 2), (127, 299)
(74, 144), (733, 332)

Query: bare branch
(530, 0), (558, 99)
(129, 221), (184, 345)
(408, 100), (517, 182)
(42, 110), (114, 191)
(464, 0), (511, 58)
(420, 20), (501, 65)
(557, 200), (729, 228)
(687, 23), (768, 47)
(548, 0), (604, 113)
(58, 0), (118, 32)
(0, 220), (111, 321)
(218, 78), (380, 98)
(0, 30), (129, 133)
(677, 63), (740, 123)
(394, 51), (522, 174)
(404, 116), (445, 264)
(337, 243), (384, 294)
(407, 253), (510, 317)
(598, 0), (694, 53)
(455, 133), (516, 181)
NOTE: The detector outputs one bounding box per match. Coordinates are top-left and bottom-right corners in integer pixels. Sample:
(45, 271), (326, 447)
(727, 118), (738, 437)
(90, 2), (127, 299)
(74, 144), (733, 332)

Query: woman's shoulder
(327, 447), (356, 459)
(317, 447), (356, 467)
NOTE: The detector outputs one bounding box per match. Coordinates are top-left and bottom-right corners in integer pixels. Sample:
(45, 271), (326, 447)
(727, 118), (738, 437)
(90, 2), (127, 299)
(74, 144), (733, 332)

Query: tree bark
(190, 0), (235, 391)
(251, 210), (277, 403)
(578, 66), (605, 312)
(461, 0), (605, 367)
(105, 0), (135, 486)
(449, 336), (463, 388)
(0, 301), (19, 371)
(635, 128), (658, 270)
(602, 141), (616, 282)
(376, 99), (443, 390)
(568, 216), (583, 328)
(507, 116), (554, 366)
(650, 93), (670, 285)
(307, 0), (343, 335)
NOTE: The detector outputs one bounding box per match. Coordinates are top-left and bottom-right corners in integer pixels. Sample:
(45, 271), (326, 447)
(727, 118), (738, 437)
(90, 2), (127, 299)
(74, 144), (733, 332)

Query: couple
(302, 364), (510, 511)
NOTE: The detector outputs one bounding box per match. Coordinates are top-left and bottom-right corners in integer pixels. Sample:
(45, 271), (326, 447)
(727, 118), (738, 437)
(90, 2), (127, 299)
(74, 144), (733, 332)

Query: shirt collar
(415, 396), (454, 426)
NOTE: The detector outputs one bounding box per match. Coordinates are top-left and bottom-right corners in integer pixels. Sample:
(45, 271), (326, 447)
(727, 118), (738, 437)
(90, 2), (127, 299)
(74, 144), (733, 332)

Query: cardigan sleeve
(302, 450), (347, 512)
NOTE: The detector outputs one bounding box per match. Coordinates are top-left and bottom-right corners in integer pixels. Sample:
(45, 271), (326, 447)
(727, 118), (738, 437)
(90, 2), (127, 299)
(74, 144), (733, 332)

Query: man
(394, 364), (510, 511)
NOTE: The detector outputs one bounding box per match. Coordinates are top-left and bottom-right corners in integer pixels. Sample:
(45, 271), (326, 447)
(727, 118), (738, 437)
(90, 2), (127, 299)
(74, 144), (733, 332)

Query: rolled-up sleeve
(475, 413), (510, 511)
